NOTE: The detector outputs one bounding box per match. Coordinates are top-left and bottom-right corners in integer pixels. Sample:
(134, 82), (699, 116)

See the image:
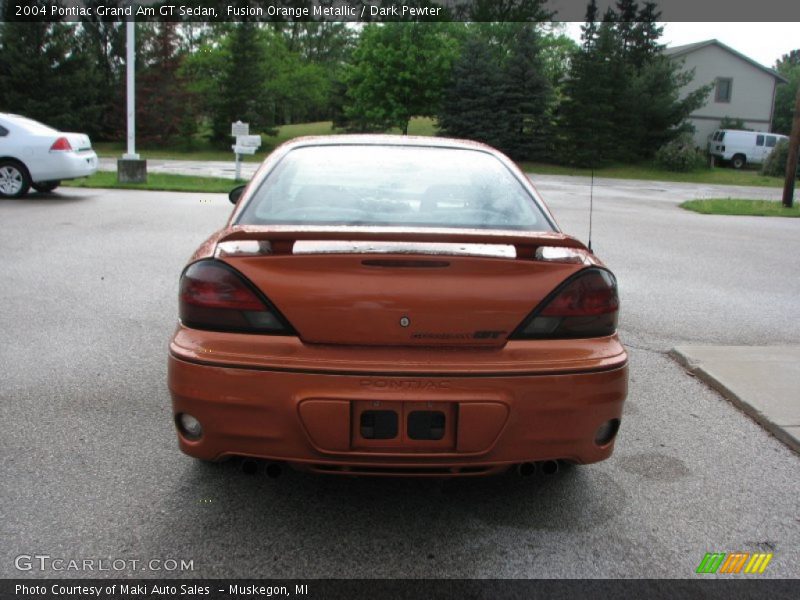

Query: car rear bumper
(29, 150), (97, 182)
(168, 330), (628, 475)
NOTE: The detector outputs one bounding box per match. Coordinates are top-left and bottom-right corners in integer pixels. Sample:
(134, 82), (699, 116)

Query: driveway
(0, 179), (798, 579)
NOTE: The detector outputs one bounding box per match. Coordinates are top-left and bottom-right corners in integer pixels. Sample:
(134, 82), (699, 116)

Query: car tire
(731, 154), (746, 169)
(0, 160), (31, 198)
(32, 180), (60, 193)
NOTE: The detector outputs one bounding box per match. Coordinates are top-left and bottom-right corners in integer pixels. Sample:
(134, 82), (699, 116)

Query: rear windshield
(237, 145), (553, 231)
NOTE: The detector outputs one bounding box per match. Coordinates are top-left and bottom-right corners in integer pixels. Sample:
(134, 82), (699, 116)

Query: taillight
(512, 268), (619, 339)
(49, 137), (72, 152)
(179, 260), (292, 334)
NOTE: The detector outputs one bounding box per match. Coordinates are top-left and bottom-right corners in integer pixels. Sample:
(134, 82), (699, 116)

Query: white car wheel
(0, 162), (31, 198)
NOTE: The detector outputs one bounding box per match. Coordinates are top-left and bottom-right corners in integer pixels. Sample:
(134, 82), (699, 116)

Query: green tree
(343, 23), (459, 134)
(559, 0), (709, 165)
(558, 4), (626, 165)
(136, 23), (196, 147)
(627, 55), (709, 154)
(614, 0), (639, 54)
(0, 21), (103, 136)
(184, 22), (277, 144)
(274, 22), (356, 123)
(78, 3), (129, 140)
(494, 24), (554, 160)
(463, 22), (575, 91)
(258, 33), (328, 125)
(628, 2), (664, 68)
(539, 27), (579, 91)
(184, 23), (342, 140)
(215, 22), (273, 141)
(773, 50), (800, 135)
(439, 23), (558, 159)
(438, 34), (505, 147)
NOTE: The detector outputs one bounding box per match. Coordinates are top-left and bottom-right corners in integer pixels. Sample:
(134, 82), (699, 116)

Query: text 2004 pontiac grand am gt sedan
(168, 136), (628, 477)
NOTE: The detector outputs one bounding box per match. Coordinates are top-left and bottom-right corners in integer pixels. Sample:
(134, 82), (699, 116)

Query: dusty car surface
(168, 135), (628, 477)
(0, 113), (98, 197)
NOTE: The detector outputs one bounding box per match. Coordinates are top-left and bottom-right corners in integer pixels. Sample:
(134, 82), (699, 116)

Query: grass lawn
(92, 118), (785, 190)
(93, 117), (438, 163)
(61, 171), (237, 193)
(521, 162), (785, 188)
(62, 170), (792, 199)
(680, 198), (800, 217)
(93, 141), (267, 163)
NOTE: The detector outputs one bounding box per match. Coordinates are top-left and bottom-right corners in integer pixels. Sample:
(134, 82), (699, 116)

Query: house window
(715, 78), (733, 103)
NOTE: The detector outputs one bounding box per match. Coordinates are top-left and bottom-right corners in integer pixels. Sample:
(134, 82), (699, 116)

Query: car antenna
(587, 167), (594, 252)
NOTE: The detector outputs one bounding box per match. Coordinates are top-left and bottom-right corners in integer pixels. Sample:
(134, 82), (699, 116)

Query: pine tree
(622, 2), (706, 156)
(560, 0), (710, 165)
(580, 0), (599, 50)
(0, 22), (103, 135)
(614, 0), (638, 55)
(495, 25), (554, 160)
(628, 2), (664, 70)
(78, 3), (128, 140)
(211, 22), (272, 142)
(559, 5), (625, 165)
(438, 35), (505, 147)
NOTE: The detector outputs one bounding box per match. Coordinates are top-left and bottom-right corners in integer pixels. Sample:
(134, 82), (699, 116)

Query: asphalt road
(1, 179), (798, 579)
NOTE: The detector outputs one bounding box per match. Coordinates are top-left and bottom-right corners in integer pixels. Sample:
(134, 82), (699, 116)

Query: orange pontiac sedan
(168, 136), (628, 477)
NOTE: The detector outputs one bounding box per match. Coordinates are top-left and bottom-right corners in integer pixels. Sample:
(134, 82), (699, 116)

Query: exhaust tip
(540, 460), (559, 475)
(595, 418), (621, 446)
(517, 462), (536, 477)
(266, 463), (283, 479)
(241, 458), (258, 475)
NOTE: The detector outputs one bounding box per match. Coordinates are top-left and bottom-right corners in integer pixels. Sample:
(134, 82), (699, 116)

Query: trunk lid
(63, 132), (92, 152)
(217, 227), (591, 347)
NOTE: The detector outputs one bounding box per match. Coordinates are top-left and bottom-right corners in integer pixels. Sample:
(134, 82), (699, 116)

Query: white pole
(123, 18), (139, 160)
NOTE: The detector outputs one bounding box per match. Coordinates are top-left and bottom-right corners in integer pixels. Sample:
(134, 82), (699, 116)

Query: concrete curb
(670, 348), (800, 455)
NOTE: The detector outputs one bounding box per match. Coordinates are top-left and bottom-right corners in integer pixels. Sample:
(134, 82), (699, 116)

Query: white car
(0, 113), (98, 197)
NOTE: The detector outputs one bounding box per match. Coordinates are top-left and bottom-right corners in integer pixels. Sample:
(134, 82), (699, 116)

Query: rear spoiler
(216, 225), (588, 259)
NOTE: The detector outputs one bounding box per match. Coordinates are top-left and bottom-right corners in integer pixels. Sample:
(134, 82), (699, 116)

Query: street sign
(236, 135), (262, 148)
(231, 121), (249, 137)
(232, 145), (258, 155)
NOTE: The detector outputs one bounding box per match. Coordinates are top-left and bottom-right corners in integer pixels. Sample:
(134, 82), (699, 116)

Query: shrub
(655, 134), (704, 172)
(761, 139), (799, 178)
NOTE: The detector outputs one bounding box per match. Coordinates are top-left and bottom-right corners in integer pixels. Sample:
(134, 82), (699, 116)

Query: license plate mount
(351, 401), (456, 451)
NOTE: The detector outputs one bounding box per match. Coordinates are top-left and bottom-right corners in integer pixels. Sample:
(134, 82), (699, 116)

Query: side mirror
(229, 184), (246, 205)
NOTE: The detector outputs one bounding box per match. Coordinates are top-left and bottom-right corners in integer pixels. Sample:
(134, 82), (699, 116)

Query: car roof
(0, 113), (35, 123)
(717, 129), (785, 136)
(0, 113), (57, 133)
(279, 134), (502, 154)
